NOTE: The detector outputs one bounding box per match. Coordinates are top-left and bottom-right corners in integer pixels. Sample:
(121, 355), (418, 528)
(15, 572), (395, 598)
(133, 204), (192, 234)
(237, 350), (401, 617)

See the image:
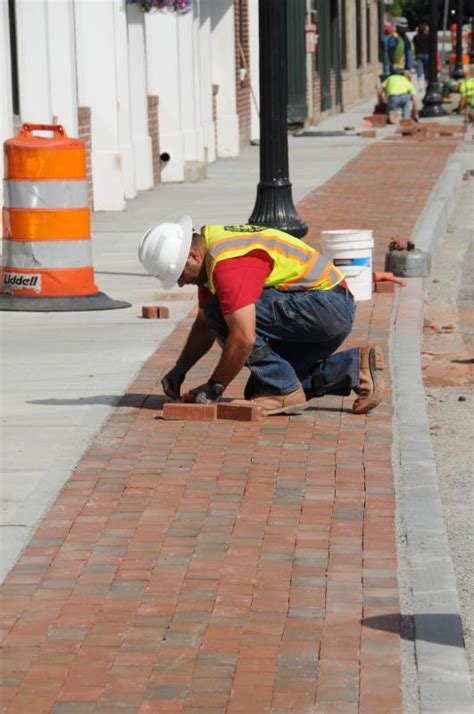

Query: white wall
(199, 0), (217, 163)
(0, 0), (14, 201)
(126, 4), (153, 192)
(73, 0), (125, 210)
(15, 0), (51, 124)
(248, 0), (260, 142)
(210, 0), (239, 157)
(113, 1), (137, 200)
(145, 12), (185, 182)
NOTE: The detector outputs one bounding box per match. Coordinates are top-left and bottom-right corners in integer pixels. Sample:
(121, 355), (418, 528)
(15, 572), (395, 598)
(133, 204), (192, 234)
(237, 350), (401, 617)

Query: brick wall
(77, 106), (92, 208)
(234, 0), (251, 147)
(147, 95), (161, 185)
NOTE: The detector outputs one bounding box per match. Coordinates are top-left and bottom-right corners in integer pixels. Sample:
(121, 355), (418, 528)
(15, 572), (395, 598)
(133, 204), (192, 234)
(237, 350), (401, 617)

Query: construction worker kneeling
(138, 219), (384, 416)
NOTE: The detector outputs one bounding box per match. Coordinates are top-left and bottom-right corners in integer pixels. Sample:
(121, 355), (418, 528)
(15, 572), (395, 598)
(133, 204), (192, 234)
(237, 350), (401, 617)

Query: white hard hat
(138, 215), (193, 289)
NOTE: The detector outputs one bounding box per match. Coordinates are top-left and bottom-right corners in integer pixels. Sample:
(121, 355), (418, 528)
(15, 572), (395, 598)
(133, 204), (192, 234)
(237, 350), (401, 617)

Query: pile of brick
(388, 120), (467, 141)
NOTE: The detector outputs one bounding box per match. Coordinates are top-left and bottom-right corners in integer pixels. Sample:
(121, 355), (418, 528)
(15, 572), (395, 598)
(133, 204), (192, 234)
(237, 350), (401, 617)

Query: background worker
(380, 22), (395, 79)
(413, 21), (430, 87)
(454, 76), (474, 117)
(138, 218), (384, 416)
(387, 16), (415, 74)
(381, 70), (419, 124)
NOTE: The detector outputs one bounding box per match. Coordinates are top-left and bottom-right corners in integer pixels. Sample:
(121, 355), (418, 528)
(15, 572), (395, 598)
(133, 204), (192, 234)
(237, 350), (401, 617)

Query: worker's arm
(161, 309), (215, 399)
(210, 304), (255, 387)
(178, 309), (216, 369)
(184, 304), (256, 403)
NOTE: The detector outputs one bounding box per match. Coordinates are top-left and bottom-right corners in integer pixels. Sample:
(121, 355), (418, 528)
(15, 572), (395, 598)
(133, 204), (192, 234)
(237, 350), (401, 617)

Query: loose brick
(142, 306), (169, 319)
(142, 306), (158, 319)
(216, 403), (263, 422)
(360, 130), (376, 138)
(162, 403), (217, 421)
(374, 281), (395, 293)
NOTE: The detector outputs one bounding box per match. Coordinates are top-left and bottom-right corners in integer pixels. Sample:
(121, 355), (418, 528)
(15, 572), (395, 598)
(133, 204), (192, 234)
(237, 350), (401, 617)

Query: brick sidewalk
(0, 139), (459, 714)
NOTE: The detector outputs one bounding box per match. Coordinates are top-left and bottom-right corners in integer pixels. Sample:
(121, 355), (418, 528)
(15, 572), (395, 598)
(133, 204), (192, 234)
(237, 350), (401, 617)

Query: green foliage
(390, 0), (424, 19)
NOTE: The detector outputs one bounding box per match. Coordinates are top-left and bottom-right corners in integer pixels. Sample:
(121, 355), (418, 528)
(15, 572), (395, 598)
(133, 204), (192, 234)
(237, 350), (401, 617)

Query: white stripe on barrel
(4, 179), (89, 209)
(2, 239), (93, 269)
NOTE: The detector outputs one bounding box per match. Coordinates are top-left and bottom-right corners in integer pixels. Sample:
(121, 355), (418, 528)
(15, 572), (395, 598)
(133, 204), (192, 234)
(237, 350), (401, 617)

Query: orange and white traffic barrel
(1, 123), (129, 311)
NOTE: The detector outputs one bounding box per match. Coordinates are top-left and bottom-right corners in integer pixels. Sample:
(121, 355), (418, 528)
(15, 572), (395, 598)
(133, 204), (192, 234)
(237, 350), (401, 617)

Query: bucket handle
(19, 123), (67, 139)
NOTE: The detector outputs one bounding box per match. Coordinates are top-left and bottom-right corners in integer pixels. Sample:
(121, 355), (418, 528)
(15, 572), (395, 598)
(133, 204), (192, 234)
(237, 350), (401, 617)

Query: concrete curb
(391, 143), (473, 713)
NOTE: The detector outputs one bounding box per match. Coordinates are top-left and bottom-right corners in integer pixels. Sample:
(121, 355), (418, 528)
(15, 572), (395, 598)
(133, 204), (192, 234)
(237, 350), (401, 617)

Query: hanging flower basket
(126, 0), (193, 14)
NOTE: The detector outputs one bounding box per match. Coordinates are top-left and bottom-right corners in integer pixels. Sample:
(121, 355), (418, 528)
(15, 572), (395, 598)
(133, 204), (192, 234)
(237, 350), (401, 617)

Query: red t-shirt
(198, 250), (273, 315)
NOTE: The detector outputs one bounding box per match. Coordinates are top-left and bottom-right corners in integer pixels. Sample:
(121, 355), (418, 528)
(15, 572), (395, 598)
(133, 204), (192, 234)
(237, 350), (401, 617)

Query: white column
(145, 12), (185, 183)
(248, 0), (260, 141)
(15, 0), (51, 124)
(113, 1), (136, 200)
(0, 0), (14, 208)
(199, 0), (216, 163)
(178, 9), (204, 163)
(210, 0), (239, 157)
(126, 3), (153, 191)
(73, 0), (125, 211)
(45, 0), (78, 136)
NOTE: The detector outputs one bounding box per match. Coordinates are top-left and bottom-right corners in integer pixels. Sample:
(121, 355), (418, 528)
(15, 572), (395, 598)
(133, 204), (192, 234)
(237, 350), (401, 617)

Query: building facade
(1, 0), (382, 214)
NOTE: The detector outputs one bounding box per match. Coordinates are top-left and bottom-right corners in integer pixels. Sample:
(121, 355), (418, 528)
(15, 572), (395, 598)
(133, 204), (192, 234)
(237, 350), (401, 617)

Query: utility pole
(248, 0), (307, 239)
(420, 0), (447, 117)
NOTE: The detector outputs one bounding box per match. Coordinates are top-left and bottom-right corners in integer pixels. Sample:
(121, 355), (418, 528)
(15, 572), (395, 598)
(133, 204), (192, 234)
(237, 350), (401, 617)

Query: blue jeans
(387, 93), (413, 119)
(203, 285), (360, 399)
(415, 54), (429, 79)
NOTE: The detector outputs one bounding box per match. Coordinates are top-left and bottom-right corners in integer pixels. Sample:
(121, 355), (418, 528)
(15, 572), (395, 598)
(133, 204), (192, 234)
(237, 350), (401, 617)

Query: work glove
(185, 379), (225, 404)
(161, 361), (188, 400)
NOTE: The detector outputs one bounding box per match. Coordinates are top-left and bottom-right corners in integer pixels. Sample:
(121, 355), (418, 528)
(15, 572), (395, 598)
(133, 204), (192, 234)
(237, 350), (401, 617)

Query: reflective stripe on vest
(202, 224), (345, 293)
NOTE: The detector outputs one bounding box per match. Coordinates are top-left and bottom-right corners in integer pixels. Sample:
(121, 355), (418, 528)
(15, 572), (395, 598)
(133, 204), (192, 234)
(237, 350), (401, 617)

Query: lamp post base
(249, 181), (308, 239)
(452, 65), (466, 79)
(420, 85), (448, 118)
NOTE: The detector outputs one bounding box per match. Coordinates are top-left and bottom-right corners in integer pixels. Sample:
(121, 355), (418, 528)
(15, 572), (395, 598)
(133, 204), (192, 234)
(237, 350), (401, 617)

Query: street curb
(391, 144), (473, 713)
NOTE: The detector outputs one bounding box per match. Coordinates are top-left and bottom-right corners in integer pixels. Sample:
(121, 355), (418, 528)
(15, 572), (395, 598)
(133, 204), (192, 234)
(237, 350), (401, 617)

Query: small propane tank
(384, 240), (431, 278)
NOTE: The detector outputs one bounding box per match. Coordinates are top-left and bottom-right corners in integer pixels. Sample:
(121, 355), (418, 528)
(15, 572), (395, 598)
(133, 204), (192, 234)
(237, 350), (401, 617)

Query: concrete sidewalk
(0, 102), (473, 713)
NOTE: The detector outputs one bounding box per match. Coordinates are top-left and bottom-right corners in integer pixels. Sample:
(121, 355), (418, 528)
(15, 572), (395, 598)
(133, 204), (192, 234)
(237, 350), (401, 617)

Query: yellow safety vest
(459, 78), (474, 107)
(202, 224), (345, 295)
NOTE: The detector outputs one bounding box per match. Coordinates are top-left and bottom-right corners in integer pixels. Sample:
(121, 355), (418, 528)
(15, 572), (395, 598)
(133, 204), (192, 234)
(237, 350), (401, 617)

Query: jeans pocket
(270, 290), (354, 342)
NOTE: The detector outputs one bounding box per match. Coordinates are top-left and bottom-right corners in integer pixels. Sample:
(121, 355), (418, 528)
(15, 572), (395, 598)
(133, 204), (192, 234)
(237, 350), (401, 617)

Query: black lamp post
(452, 0), (465, 78)
(420, 0), (447, 117)
(248, 0), (307, 238)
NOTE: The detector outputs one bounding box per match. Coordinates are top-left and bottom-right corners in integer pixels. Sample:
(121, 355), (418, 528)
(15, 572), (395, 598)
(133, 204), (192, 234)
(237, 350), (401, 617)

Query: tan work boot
(388, 110), (398, 125)
(352, 345), (384, 414)
(232, 387), (307, 416)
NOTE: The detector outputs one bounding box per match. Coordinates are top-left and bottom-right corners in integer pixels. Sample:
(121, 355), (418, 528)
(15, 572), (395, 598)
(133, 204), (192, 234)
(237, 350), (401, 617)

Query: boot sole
(264, 398), (309, 416)
(353, 346), (385, 414)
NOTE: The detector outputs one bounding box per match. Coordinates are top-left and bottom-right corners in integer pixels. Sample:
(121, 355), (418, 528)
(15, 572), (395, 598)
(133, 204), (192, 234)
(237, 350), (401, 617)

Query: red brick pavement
(0, 139), (459, 714)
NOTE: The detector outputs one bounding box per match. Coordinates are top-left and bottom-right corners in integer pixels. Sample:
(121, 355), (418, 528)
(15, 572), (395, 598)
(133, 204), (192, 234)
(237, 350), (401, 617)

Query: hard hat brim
(159, 215), (193, 290)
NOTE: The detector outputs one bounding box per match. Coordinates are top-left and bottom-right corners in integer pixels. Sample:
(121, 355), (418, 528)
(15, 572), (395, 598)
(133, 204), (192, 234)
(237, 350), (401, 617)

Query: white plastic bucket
(321, 229), (374, 301)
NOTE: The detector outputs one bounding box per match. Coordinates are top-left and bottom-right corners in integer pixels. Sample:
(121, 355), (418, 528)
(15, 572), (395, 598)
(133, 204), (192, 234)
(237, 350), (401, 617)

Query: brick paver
(0, 138), (459, 713)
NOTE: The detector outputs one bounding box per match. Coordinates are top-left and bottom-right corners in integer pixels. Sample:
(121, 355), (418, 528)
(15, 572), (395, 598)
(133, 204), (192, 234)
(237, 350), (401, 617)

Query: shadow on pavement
(28, 393), (167, 410)
(363, 613), (466, 647)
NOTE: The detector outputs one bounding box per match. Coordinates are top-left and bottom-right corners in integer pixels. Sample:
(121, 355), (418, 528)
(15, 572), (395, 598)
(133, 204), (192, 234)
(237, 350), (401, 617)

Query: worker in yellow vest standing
(138, 219), (384, 416)
(387, 17), (415, 74)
